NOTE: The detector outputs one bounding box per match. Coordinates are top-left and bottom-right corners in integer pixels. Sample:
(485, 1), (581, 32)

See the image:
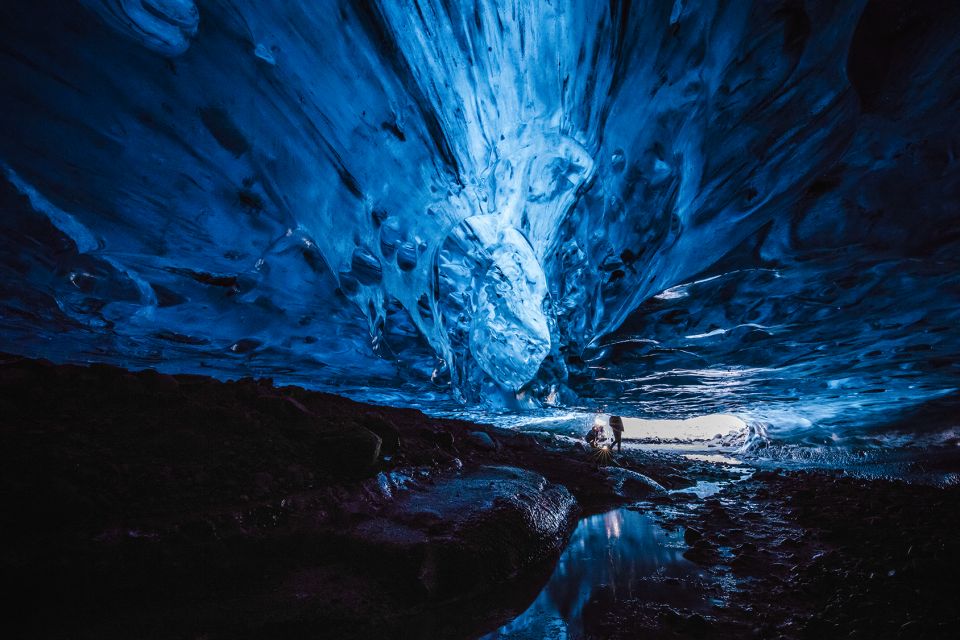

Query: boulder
(359, 413), (401, 456)
(348, 465), (578, 600)
(465, 430), (497, 451)
(604, 467), (667, 499)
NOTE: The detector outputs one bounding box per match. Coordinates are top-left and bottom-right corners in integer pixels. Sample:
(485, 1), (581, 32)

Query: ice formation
(0, 0), (958, 446)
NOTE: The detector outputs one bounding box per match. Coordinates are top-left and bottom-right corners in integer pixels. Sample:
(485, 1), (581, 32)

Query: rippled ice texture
(0, 1), (958, 448)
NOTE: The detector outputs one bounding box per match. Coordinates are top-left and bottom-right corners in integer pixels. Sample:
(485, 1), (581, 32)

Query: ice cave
(0, 1), (958, 638)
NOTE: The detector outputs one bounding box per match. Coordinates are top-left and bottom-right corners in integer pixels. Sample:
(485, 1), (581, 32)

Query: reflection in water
(482, 509), (707, 639)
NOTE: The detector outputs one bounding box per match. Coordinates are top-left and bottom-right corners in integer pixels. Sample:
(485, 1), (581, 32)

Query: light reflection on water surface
(482, 508), (708, 639)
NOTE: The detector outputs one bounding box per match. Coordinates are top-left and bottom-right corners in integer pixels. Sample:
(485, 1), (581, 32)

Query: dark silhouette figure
(609, 415), (624, 452)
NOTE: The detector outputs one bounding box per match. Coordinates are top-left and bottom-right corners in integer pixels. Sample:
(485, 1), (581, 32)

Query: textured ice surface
(0, 1), (959, 449)
(79, 1), (200, 55)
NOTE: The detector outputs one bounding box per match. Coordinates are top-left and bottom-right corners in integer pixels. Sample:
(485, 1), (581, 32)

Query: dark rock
(349, 466), (577, 599)
(752, 470), (782, 481)
(466, 430), (497, 451)
(664, 473), (696, 489)
(359, 413), (401, 455)
(683, 539), (720, 565)
(434, 429), (455, 450)
(604, 467), (666, 499)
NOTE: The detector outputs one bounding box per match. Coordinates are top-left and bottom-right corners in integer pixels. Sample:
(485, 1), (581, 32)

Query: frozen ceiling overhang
(1, 0), (958, 443)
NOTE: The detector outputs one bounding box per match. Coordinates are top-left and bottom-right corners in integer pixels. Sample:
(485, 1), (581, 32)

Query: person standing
(609, 414), (624, 452)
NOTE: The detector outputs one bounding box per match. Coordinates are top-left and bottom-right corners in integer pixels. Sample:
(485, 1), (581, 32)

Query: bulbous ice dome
(0, 0), (958, 448)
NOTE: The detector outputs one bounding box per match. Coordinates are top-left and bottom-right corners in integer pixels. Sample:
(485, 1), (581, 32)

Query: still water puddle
(481, 508), (709, 639)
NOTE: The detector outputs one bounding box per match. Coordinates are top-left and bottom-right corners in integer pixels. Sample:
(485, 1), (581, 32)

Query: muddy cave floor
(1, 354), (959, 639)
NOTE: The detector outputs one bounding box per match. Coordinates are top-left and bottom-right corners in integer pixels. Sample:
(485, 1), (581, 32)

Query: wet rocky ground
(584, 468), (960, 639)
(2, 354), (958, 639)
(0, 354), (692, 639)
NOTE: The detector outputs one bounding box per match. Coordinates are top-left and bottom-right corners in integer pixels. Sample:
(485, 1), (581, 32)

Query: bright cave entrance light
(596, 413), (748, 445)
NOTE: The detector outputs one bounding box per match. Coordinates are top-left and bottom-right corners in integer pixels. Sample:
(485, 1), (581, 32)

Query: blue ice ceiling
(1, 0), (959, 444)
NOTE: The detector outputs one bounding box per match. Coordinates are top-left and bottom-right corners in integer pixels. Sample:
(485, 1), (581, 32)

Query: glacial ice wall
(0, 0), (958, 446)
